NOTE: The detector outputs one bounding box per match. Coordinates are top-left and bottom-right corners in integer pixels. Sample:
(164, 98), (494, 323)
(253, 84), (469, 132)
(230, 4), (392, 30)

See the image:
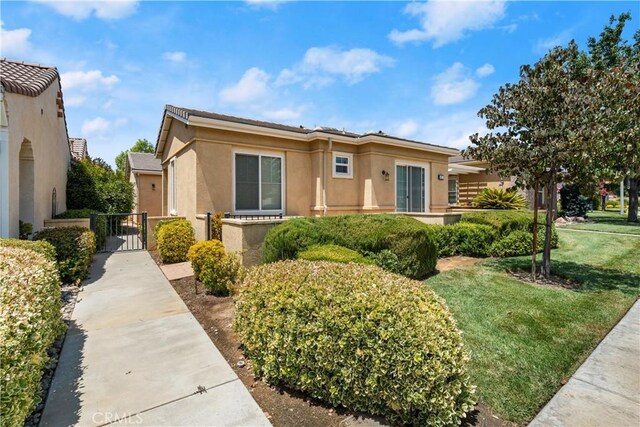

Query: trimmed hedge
(0, 247), (65, 427)
(56, 209), (106, 249)
(298, 244), (373, 265)
(156, 219), (195, 264)
(460, 210), (559, 248)
(0, 238), (56, 262)
(33, 227), (96, 284)
(263, 215), (438, 278)
(187, 240), (243, 296)
(235, 260), (476, 426)
(429, 223), (497, 257)
(187, 240), (225, 280)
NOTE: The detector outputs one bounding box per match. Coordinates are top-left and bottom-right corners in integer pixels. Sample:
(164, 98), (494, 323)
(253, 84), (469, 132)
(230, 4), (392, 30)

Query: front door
(396, 165), (425, 213)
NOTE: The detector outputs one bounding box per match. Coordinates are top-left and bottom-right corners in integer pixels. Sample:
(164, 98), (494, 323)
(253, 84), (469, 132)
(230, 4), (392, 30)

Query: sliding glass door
(396, 165), (425, 213)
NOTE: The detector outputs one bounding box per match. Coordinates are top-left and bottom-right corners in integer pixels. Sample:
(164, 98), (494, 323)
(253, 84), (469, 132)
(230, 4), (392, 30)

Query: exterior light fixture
(437, 174), (445, 180)
(381, 170), (390, 181)
(152, 183), (156, 190)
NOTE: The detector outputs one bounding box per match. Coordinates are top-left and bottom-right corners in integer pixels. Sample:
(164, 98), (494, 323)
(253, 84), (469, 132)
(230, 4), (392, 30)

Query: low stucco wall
(147, 215), (186, 250)
(408, 213), (462, 225)
(43, 218), (90, 229)
(221, 218), (287, 267)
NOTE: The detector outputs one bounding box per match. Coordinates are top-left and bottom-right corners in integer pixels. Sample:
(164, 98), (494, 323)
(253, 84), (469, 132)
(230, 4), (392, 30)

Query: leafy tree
(115, 138), (155, 175)
(67, 158), (134, 214)
(465, 43), (583, 279)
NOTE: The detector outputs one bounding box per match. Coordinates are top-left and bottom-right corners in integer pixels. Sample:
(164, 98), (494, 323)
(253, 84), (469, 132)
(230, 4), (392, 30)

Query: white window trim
(332, 152), (353, 179)
(448, 176), (459, 205)
(394, 160), (431, 213)
(169, 157), (177, 215)
(232, 150), (285, 215)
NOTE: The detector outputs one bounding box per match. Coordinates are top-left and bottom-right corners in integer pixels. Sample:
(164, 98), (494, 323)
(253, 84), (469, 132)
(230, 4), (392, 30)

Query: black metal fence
(90, 212), (148, 252)
(223, 212), (283, 220)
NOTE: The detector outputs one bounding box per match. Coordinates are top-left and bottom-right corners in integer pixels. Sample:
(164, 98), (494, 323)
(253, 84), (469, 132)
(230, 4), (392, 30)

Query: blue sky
(2, 1), (638, 166)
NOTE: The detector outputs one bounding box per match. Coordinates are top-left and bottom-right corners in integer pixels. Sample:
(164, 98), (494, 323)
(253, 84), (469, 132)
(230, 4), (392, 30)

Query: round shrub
(187, 240), (226, 280)
(1, 247), (65, 427)
(156, 219), (195, 264)
(199, 251), (243, 296)
(33, 226), (96, 284)
(298, 244), (372, 265)
(55, 209), (106, 249)
(262, 215), (438, 278)
(235, 260), (476, 425)
(0, 238), (56, 262)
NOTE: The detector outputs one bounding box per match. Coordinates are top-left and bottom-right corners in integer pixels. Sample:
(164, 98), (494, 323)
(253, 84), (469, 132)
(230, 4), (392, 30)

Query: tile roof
(164, 104), (456, 152)
(69, 137), (88, 160)
(0, 59), (60, 97)
(128, 152), (162, 172)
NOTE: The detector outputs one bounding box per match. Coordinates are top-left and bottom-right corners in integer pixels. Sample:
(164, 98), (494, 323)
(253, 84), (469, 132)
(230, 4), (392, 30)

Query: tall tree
(115, 138), (155, 175)
(466, 43), (583, 279)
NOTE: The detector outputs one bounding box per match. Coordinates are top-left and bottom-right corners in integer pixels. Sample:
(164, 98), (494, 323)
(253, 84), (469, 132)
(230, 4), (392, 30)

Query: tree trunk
(541, 180), (556, 279)
(628, 176), (639, 223)
(531, 180), (539, 281)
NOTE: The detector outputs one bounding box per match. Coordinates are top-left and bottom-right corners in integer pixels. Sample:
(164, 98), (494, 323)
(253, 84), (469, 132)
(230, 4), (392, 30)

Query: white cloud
(65, 96), (87, 107)
(394, 119), (419, 138)
(535, 30), (572, 54)
(422, 111), (489, 150)
(262, 106), (307, 121)
(475, 63), (495, 78)
(245, 0), (287, 10)
(219, 67), (271, 104)
(32, 0), (139, 21)
(431, 63), (479, 106)
(81, 117), (110, 135)
(276, 46), (394, 87)
(389, 0), (506, 47)
(61, 70), (120, 92)
(0, 21), (32, 57)
(162, 51), (186, 62)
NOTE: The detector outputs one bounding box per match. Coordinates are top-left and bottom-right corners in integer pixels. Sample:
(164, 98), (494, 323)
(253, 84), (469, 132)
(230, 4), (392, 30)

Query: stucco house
(155, 105), (459, 239)
(0, 59), (70, 238)
(125, 152), (162, 216)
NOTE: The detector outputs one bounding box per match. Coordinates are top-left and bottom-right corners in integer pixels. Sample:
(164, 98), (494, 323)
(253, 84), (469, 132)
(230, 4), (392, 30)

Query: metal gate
(90, 212), (148, 252)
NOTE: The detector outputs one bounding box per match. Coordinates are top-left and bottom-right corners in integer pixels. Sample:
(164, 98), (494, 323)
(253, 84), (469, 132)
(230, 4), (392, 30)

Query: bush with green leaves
(473, 188), (527, 210)
(66, 159), (134, 214)
(298, 244), (373, 265)
(18, 220), (32, 240)
(156, 219), (195, 264)
(429, 223), (497, 257)
(262, 214), (437, 278)
(489, 230), (557, 257)
(209, 212), (223, 241)
(33, 227), (96, 284)
(461, 210), (535, 236)
(187, 239), (226, 280)
(199, 251), (243, 296)
(0, 247), (65, 427)
(0, 238), (56, 262)
(56, 209), (106, 249)
(559, 184), (591, 217)
(235, 260), (476, 425)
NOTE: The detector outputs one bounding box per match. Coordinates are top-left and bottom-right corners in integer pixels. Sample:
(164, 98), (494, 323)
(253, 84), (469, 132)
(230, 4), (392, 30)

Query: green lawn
(562, 209), (640, 235)
(426, 229), (640, 424)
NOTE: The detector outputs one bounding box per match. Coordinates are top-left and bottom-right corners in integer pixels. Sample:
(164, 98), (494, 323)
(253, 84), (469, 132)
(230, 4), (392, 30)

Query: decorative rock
(576, 217), (586, 223)
(555, 217), (568, 224)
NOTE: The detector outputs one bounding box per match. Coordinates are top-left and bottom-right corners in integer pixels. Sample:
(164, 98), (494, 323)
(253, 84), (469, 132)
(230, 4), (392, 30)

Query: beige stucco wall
(160, 121), (455, 235)
(221, 218), (286, 267)
(130, 171), (162, 216)
(5, 82), (69, 237)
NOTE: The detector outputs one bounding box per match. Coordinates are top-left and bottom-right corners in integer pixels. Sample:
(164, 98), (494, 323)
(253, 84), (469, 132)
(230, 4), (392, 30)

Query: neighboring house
(155, 105), (459, 238)
(448, 155), (546, 208)
(125, 152), (162, 216)
(69, 137), (89, 160)
(0, 59), (70, 238)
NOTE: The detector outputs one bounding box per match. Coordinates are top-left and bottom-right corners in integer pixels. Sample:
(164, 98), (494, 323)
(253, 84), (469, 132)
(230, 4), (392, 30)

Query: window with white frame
(448, 177), (459, 204)
(169, 158), (177, 214)
(235, 153), (283, 212)
(333, 152), (353, 178)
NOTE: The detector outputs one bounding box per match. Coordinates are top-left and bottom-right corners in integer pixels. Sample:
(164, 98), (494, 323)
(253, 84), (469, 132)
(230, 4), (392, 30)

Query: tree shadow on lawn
(489, 257), (640, 296)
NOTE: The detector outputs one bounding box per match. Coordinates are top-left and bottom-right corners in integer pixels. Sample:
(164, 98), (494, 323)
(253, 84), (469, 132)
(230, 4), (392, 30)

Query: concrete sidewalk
(530, 300), (640, 427)
(41, 251), (270, 427)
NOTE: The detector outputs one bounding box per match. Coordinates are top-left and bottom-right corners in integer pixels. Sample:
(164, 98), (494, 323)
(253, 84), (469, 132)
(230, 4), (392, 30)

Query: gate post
(89, 213), (96, 232)
(142, 212), (148, 250)
(206, 212), (212, 240)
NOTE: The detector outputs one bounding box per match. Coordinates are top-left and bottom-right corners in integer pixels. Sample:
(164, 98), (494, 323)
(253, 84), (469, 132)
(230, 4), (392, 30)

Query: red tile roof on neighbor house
(0, 59), (60, 97)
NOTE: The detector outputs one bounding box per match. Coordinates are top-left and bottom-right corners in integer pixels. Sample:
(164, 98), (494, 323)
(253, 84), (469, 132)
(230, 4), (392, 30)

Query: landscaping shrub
(559, 184), (590, 217)
(0, 247), (65, 427)
(153, 218), (183, 239)
(235, 260), (476, 426)
(56, 209), (106, 249)
(156, 219), (195, 264)
(33, 227), (96, 284)
(199, 251), (243, 296)
(490, 230), (557, 257)
(66, 159), (134, 214)
(210, 212), (223, 241)
(187, 239), (226, 280)
(429, 223), (497, 257)
(298, 244), (372, 265)
(460, 210), (534, 236)
(0, 238), (56, 262)
(19, 220), (32, 240)
(473, 187), (527, 210)
(263, 215), (437, 278)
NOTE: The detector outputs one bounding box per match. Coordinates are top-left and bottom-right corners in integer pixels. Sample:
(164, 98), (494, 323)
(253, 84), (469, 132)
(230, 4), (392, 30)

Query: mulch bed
(24, 284), (81, 427)
(158, 250), (513, 427)
(507, 269), (580, 289)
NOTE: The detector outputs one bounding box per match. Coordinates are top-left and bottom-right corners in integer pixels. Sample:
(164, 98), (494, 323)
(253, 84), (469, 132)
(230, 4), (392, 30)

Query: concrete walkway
(41, 251), (270, 427)
(530, 300), (640, 427)
(160, 261), (194, 281)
